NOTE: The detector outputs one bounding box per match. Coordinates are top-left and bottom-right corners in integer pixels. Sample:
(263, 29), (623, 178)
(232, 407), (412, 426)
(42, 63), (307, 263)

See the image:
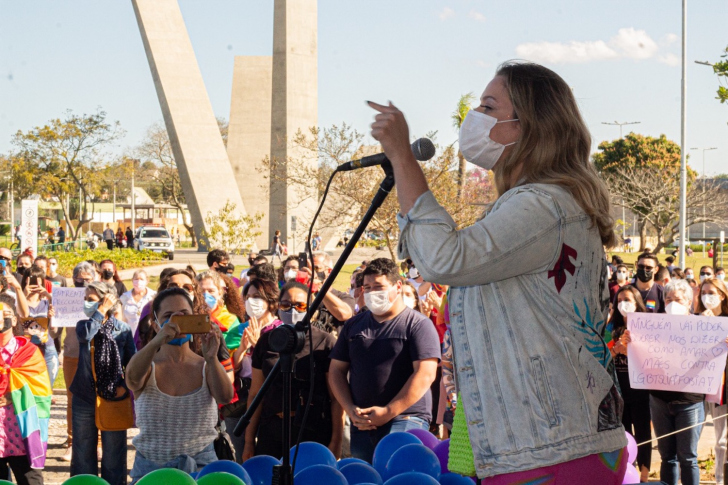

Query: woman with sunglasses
(243, 281), (344, 461)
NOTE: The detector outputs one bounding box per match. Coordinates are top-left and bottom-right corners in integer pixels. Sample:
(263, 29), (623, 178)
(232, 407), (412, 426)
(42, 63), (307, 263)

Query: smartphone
(298, 252), (308, 270)
(170, 314), (211, 334)
(29, 276), (39, 287)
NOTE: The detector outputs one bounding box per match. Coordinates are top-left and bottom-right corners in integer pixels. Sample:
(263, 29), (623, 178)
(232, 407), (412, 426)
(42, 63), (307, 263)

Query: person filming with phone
(125, 288), (233, 482)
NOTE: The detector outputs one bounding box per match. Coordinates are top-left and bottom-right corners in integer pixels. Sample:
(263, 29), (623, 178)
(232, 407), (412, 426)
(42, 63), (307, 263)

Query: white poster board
(51, 287), (87, 327)
(21, 199), (38, 257)
(627, 312), (728, 394)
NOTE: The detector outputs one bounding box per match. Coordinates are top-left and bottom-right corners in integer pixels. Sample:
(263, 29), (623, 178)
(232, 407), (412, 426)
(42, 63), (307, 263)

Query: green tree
(200, 201), (263, 255)
(594, 133), (728, 253)
(11, 110), (123, 240)
(708, 46), (728, 104)
(451, 93), (476, 198)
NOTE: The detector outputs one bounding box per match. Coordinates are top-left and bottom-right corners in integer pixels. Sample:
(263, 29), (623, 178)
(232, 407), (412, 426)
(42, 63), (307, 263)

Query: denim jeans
(350, 416), (429, 464)
(44, 345), (59, 388)
(71, 397), (128, 485)
(649, 395), (704, 485)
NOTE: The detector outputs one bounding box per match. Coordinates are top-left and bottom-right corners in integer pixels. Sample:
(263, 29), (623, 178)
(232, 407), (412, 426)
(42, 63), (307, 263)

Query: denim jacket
(398, 184), (626, 478)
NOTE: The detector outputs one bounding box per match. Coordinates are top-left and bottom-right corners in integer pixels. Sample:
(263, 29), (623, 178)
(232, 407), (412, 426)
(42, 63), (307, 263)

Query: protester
(670, 268), (685, 281)
(60, 262), (95, 462)
(197, 271), (244, 347)
(368, 61), (628, 481)
(609, 285), (651, 482)
(22, 265), (61, 388)
(47, 257), (67, 287)
(120, 269), (157, 336)
(718, 267), (726, 282)
(697, 277), (728, 485)
(631, 253), (665, 313)
(0, 293), (51, 485)
(207, 249), (230, 273)
(31, 256), (53, 293)
(246, 263), (277, 285)
(624, 279), (703, 485)
(69, 281), (135, 485)
(102, 224), (115, 251)
(685, 267), (695, 282)
(281, 256), (299, 285)
(328, 258), (440, 462)
(124, 288), (232, 482)
(15, 254), (33, 283)
(243, 281), (343, 460)
(654, 265), (671, 288)
(125, 227), (134, 249)
(700, 265), (715, 283)
(609, 263), (630, 302)
(665, 256), (677, 273)
(115, 228), (124, 248)
(99, 260), (127, 298)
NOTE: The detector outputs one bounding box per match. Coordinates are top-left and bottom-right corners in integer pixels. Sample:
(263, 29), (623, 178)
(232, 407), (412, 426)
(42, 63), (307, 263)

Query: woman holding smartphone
(22, 264), (61, 387)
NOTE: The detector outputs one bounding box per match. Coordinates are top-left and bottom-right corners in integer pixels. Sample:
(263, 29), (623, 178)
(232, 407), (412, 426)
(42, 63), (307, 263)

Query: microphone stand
(234, 162), (396, 485)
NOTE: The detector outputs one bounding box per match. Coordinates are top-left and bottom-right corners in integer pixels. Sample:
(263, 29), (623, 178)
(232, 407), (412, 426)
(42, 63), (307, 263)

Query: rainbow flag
(0, 337), (51, 469)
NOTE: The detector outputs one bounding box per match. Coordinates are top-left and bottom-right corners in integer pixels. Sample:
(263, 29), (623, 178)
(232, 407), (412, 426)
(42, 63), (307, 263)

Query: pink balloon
(406, 429), (440, 450)
(622, 464), (640, 484)
(625, 432), (638, 464)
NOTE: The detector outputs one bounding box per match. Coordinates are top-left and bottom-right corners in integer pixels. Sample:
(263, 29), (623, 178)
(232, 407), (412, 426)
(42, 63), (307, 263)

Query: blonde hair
(696, 278), (728, 316)
(196, 270), (224, 291)
(494, 61), (617, 248)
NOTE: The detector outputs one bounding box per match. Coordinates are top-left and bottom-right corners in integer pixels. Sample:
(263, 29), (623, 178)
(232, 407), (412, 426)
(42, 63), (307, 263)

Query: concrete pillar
(269, 0), (318, 251)
(227, 56), (273, 250)
(132, 0), (250, 251)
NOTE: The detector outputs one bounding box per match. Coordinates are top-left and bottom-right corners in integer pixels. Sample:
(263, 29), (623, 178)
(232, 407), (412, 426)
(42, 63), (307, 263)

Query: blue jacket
(69, 311), (136, 406)
(398, 185), (626, 478)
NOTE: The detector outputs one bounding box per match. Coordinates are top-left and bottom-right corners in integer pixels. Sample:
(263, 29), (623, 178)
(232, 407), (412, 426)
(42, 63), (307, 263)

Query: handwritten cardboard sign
(627, 313), (728, 394)
(51, 287), (86, 328)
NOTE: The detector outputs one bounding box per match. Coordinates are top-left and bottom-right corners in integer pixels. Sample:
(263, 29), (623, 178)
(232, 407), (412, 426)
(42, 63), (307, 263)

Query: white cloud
(609, 28), (658, 60)
(468, 10), (486, 22)
(658, 53), (680, 66)
(438, 7), (455, 20)
(515, 28), (677, 66)
(661, 33), (679, 46)
(515, 40), (617, 64)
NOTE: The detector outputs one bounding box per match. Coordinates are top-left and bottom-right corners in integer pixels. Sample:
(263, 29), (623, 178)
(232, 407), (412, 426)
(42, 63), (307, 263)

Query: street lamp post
(677, 0), (688, 270)
(131, 159), (139, 237)
(690, 147), (717, 257)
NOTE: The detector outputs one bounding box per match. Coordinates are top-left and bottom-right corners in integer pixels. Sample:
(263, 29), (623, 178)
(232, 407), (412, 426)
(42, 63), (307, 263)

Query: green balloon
(197, 472), (246, 485)
(0, 481), (16, 485)
(136, 468), (197, 485)
(62, 476), (110, 485)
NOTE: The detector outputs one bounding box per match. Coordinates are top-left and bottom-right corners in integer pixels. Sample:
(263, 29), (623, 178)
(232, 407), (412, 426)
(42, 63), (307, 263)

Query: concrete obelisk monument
(132, 0), (250, 250)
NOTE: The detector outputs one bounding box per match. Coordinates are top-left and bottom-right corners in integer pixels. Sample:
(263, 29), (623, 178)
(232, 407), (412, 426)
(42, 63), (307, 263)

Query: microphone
(336, 138), (436, 172)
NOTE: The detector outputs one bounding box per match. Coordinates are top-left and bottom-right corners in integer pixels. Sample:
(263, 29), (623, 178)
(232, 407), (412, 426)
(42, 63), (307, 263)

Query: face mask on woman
(204, 292), (218, 310)
(665, 301), (690, 316)
(702, 294), (722, 310)
(84, 301), (100, 318)
(278, 309), (306, 326)
(617, 301), (636, 317)
(458, 110), (519, 170)
(403, 295), (417, 310)
(364, 288), (396, 316)
(245, 298), (268, 319)
(157, 316), (192, 346)
(101, 269), (114, 281)
(615, 271), (627, 282)
(408, 267), (420, 279)
(133, 279), (147, 290)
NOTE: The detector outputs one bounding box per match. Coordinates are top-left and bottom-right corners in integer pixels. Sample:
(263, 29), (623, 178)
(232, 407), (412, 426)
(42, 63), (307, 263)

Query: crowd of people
(0, 245), (459, 485)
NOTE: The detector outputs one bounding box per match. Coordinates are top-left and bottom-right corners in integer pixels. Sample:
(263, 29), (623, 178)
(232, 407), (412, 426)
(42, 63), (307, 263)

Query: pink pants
(483, 448), (629, 485)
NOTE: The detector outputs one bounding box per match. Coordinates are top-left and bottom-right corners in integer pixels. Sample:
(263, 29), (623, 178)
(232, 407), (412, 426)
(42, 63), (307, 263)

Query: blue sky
(1, 0), (726, 175)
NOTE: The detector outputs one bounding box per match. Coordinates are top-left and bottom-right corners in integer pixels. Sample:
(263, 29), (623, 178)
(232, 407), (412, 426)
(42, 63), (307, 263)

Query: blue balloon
(241, 455), (279, 485)
(383, 472), (440, 485)
(372, 432), (423, 477)
(198, 460), (252, 485)
(339, 463), (383, 485)
(385, 444), (441, 481)
(439, 473), (476, 485)
(337, 457), (369, 469)
(290, 441), (337, 471)
(294, 464), (347, 485)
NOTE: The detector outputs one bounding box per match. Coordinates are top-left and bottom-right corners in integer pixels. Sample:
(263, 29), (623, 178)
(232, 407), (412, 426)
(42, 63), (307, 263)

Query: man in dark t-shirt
(328, 258), (440, 463)
(631, 253), (665, 313)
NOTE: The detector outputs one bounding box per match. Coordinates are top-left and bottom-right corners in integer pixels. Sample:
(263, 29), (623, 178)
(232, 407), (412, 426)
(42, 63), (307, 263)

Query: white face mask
(616, 271), (627, 282)
(245, 298), (268, 319)
(458, 110), (519, 170)
(408, 267), (420, 279)
(685, 273), (694, 280)
(284, 269), (298, 281)
(665, 301), (690, 315)
(349, 288), (356, 298)
(702, 294), (723, 310)
(364, 288), (396, 316)
(700, 275), (711, 283)
(617, 301), (636, 317)
(403, 296), (417, 310)
(718, 274), (726, 281)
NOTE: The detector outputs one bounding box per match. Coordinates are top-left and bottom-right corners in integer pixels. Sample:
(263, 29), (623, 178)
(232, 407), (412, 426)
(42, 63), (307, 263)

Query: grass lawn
(607, 251), (723, 271)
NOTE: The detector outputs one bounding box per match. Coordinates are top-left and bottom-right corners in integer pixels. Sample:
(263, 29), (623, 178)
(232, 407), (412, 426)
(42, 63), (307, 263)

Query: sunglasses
(279, 301), (308, 312)
(167, 283), (195, 293)
(637, 265), (655, 270)
(700, 272), (713, 277)
(0, 256), (10, 262)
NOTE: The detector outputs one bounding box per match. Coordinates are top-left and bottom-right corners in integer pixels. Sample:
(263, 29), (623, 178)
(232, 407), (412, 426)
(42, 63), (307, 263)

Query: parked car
(133, 226), (175, 260)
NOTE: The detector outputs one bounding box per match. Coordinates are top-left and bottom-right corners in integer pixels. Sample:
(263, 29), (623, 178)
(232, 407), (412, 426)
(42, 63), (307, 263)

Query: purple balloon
(622, 464), (640, 484)
(625, 432), (638, 464)
(406, 429), (440, 450)
(432, 438), (450, 475)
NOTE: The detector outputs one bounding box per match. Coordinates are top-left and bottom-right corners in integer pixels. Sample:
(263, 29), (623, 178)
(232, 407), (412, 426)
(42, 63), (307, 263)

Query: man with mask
(632, 253), (665, 313)
(0, 293), (51, 484)
(207, 249), (230, 273)
(699, 265), (714, 283)
(328, 258), (440, 462)
(60, 261), (96, 462)
(281, 256), (300, 284)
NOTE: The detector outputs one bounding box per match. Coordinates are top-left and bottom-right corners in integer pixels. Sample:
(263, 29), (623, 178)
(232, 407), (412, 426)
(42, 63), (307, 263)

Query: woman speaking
(368, 61), (627, 484)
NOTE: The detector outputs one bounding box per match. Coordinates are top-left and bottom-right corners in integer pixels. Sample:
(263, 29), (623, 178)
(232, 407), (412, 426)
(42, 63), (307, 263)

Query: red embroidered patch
(548, 243), (577, 293)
